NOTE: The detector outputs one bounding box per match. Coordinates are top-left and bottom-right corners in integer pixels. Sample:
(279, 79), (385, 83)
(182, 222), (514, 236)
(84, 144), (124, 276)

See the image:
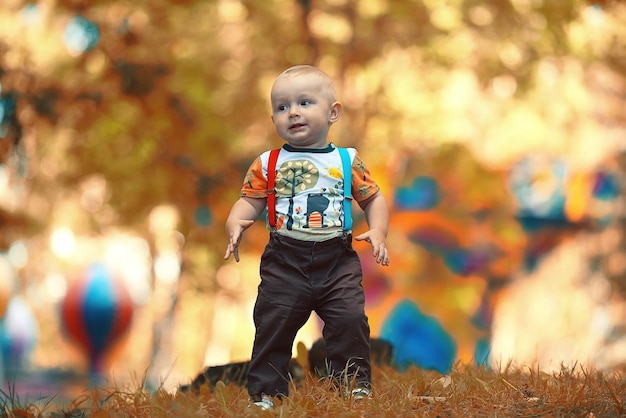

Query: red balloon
(61, 263), (133, 373)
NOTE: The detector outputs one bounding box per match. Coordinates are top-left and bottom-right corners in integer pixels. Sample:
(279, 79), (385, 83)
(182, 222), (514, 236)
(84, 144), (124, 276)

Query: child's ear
(329, 102), (342, 123)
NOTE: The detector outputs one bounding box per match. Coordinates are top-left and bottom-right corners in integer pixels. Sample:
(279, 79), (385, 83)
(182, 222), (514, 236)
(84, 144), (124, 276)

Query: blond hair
(273, 65), (337, 102)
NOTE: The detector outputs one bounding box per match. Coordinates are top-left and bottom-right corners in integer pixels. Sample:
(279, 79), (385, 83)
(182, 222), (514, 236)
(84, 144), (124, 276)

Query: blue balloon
(82, 264), (120, 356)
(394, 176), (440, 211)
(61, 263), (133, 373)
(380, 299), (456, 373)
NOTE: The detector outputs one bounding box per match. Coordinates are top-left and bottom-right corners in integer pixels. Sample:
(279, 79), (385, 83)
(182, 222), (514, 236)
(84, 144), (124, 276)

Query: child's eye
(300, 100), (312, 106)
(277, 104), (287, 112)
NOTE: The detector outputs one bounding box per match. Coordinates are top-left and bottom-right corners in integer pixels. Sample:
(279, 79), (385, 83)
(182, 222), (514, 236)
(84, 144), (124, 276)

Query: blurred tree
(0, 0), (622, 234)
(0, 0), (625, 380)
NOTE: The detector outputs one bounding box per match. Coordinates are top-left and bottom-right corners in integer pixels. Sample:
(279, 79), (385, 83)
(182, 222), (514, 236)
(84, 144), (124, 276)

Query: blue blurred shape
(474, 337), (490, 367)
(194, 205), (212, 226)
(444, 248), (482, 276)
(394, 176), (440, 211)
(380, 299), (456, 373)
(516, 216), (573, 233)
(443, 246), (499, 276)
(592, 172), (620, 201)
(83, 264), (118, 354)
(63, 16), (100, 55)
(0, 93), (16, 126)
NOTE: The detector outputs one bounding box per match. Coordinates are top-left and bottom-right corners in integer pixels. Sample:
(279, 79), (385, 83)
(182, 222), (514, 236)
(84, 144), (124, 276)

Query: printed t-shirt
(241, 143), (380, 241)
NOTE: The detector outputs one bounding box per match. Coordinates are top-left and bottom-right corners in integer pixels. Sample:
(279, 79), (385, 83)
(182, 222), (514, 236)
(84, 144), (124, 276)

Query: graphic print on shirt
(275, 159), (320, 230)
(303, 194), (330, 228)
(324, 165), (345, 223)
(240, 146), (380, 238)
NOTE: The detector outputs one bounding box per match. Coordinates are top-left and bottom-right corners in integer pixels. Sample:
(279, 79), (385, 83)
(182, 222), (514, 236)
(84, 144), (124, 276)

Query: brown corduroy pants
(247, 232), (371, 399)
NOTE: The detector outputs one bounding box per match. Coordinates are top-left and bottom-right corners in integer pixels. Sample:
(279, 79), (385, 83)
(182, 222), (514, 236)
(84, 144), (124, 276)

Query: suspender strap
(338, 147), (353, 230)
(267, 148), (280, 228)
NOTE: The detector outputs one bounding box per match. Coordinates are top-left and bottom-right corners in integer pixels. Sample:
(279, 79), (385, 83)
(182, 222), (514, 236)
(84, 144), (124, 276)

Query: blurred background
(0, 0), (626, 399)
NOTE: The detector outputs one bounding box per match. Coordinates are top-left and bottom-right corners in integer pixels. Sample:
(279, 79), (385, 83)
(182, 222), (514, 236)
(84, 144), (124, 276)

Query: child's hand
(224, 219), (255, 262)
(355, 230), (389, 266)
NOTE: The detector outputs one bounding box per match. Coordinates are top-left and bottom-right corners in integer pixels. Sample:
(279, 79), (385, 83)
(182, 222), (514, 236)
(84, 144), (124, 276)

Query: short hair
(273, 65), (337, 102)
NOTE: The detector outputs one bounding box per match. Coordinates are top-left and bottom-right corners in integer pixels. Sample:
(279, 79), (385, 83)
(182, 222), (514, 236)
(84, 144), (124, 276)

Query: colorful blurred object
(0, 296), (38, 372)
(405, 212), (463, 255)
(194, 205), (212, 227)
(0, 92), (16, 139)
(474, 337), (491, 367)
(0, 93), (15, 126)
(592, 172), (620, 201)
(380, 299), (457, 373)
(507, 156), (622, 271)
(509, 157), (569, 229)
(443, 246), (501, 277)
(60, 263), (133, 374)
(63, 15), (100, 56)
(393, 176), (440, 211)
(509, 157), (621, 229)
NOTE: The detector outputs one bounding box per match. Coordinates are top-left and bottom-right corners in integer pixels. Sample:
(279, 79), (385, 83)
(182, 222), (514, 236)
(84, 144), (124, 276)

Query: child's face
(270, 73), (341, 149)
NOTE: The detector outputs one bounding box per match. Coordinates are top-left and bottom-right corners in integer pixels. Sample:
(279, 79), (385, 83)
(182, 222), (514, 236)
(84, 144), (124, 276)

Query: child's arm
(355, 191), (390, 266)
(224, 196), (267, 262)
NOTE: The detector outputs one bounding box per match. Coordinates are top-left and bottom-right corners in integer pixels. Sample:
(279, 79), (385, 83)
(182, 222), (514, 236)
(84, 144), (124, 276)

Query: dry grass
(2, 362), (625, 417)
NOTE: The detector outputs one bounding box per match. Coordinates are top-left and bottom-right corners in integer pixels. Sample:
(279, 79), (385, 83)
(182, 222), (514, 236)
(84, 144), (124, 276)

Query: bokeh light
(63, 16), (100, 56)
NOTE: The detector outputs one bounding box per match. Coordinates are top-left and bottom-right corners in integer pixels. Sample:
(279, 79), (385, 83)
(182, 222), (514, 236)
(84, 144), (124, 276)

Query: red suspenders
(266, 148), (280, 228)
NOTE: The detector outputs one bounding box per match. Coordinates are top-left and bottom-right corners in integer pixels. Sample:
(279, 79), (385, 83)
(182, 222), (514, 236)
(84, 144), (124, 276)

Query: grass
(1, 362), (624, 417)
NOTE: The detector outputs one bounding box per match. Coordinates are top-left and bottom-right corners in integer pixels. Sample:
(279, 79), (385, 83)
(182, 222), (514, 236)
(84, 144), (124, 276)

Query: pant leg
(247, 235), (313, 398)
(313, 235), (372, 389)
